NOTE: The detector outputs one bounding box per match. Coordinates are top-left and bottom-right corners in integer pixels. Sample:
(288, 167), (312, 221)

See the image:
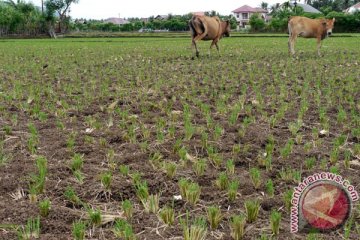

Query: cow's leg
(215, 41), (220, 55)
(289, 34), (297, 56)
(192, 27), (208, 58)
(191, 37), (200, 58)
(209, 39), (220, 56)
(209, 39), (216, 56)
(193, 24), (208, 42)
(317, 37), (322, 57)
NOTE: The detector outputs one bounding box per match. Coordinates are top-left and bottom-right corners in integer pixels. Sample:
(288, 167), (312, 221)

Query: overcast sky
(28, 0), (302, 19)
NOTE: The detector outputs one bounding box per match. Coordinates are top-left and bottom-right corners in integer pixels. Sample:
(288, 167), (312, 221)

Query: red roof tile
(232, 5), (267, 13)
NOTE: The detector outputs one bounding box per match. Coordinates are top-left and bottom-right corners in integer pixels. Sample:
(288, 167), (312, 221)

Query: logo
(291, 172), (359, 233)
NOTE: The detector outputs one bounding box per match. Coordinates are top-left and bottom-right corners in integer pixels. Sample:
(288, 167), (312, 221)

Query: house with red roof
(232, 5), (268, 29)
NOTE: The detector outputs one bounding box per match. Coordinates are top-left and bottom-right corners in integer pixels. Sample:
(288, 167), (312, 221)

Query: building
(154, 15), (169, 20)
(344, 2), (360, 14)
(104, 18), (130, 25)
(285, 2), (321, 14)
(232, 5), (268, 29)
(192, 12), (205, 16)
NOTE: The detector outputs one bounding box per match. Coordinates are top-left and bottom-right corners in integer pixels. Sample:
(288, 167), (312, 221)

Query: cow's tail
(287, 17), (292, 36)
(189, 17), (196, 37)
(189, 16), (204, 37)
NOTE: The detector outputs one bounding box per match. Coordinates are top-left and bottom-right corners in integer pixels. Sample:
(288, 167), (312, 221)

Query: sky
(27, 0), (299, 20)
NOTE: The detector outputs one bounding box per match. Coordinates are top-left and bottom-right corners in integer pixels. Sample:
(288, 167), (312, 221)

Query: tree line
(73, 12), (237, 33)
(250, 0), (360, 33)
(0, 0), (359, 37)
(0, 0), (78, 37)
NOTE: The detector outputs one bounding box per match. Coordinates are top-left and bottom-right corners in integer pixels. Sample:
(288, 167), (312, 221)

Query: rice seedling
(159, 205), (175, 225)
(330, 165), (339, 174)
(228, 180), (239, 202)
(181, 215), (207, 240)
(179, 178), (190, 199)
(143, 194), (159, 213)
(149, 151), (163, 169)
(193, 159), (207, 176)
(283, 189), (294, 211)
(265, 179), (274, 198)
(73, 170), (85, 184)
(17, 216), (40, 240)
(244, 199), (261, 223)
(135, 180), (149, 203)
(88, 208), (102, 226)
(29, 156), (48, 195)
(226, 159), (235, 175)
(113, 219), (136, 240)
(72, 220), (86, 240)
(121, 200), (133, 219)
(206, 206), (223, 230)
(39, 199), (51, 217)
(230, 214), (246, 240)
(270, 209), (281, 235)
(0, 142), (10, 166)
(343, 217), (354, 240)
(163, 162), (177, 179)
(119, 164), (130, 177)
(280, 139), (294, 160)
(100, 171), (112, 191)
(344, 149), (351, 169)
(185, 182), (201, 206)
(305, 157), (316, 170)
(70, 153), (84, 172)
(66, 132), (77, 151)
(64, 186), (82, 206)
(210, 153), (223, 169)
(249, 167), (261, 190)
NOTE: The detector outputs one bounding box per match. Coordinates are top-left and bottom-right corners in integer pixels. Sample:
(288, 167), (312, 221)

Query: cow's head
(223, 20), (231, 37)
(323, 18), (335, 37)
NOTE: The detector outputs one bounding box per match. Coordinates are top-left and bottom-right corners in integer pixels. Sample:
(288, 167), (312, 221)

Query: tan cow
(288, 16), (335, 56)
(189, 15), (230, 58)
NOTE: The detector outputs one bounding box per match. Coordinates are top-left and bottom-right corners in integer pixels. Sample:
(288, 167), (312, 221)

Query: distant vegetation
(250, 2), (360, 33)
(0, 0), (78, 37)
(73, 12), (238, 33)
(0, 0), (359, 38)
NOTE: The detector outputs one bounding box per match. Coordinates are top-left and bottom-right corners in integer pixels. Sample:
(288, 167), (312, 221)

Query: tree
(261, 2), (269, 10)
(45, 0), (79, 33)
(270, 3), (281, 15)
(249, 13), (265, 32)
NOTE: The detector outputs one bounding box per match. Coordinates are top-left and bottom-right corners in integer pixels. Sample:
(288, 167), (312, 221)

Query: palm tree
(270, 3), (281, 14)
(4, 0), (21, 8)
(261, 2), (269, 10)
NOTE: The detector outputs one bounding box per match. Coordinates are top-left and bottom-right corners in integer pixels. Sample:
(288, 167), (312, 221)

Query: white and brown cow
(288, 16), (335, 56)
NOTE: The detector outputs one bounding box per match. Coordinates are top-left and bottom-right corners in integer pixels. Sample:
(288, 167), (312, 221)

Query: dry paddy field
(0, 35), (359, 239)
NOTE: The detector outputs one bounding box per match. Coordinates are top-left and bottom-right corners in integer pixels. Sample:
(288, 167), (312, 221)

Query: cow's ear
(333, 18), (335, 22)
